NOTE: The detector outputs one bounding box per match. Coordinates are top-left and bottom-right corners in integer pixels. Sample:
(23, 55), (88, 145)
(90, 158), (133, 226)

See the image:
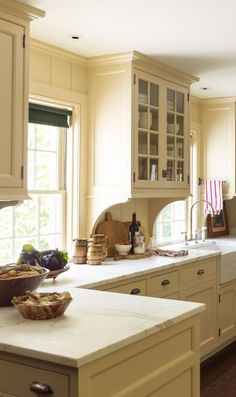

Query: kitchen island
(1, 248), (220, 396)
(0, 287), (204, 397)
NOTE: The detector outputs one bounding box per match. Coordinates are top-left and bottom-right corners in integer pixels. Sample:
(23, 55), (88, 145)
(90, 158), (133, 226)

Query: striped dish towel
(152, 248), (188, 257)
(204, 180), (223, 215)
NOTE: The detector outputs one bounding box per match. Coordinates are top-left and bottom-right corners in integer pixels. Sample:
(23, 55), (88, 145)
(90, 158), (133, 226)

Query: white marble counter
(39, 248), (220, 292)
(0, 288), (204, 368)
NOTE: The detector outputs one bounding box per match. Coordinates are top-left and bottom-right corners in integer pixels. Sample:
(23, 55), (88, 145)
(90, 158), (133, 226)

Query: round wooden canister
(73, 238), (88, 264)
(87, 243), (103, 265)
(90, 234), (109, 260)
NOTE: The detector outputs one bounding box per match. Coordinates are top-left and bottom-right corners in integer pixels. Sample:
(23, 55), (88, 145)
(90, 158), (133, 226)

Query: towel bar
(198, 178), (227, 186)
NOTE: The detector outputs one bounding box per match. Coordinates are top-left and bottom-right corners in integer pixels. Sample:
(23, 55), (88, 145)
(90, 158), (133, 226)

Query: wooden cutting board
(95, 212), (129, 257)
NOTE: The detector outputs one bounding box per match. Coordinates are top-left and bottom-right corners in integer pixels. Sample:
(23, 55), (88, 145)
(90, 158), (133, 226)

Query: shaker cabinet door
(0, 19), (24, 188)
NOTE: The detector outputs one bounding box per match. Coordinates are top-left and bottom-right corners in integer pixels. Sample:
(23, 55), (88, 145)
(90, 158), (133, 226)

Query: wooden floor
(201, 342), (236, 390)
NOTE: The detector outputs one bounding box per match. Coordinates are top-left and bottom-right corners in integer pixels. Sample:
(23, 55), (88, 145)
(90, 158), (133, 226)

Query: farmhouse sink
(188, 238), (236, 284)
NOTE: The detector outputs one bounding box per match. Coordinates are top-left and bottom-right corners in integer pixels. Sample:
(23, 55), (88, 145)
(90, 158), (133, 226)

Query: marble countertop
(39, 247), (220, 292)
(0, 288), (204, 368)
(0, 247), (218, 369)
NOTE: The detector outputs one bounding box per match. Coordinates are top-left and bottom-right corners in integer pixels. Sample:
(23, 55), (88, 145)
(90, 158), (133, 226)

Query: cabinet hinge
(21, 166), (24, 180)
(134, 74), (136, 85)
(133, 172), (136, 183)
(187, 93), (190, 102)
(218, 328), (221, 337)
(23, 34), (26, 48)
(187, 175), (190, 184)
(219, 294), (221, 303)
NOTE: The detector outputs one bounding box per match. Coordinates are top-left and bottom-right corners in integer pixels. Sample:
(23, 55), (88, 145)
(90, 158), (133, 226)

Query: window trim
(29, 87), (86, 254)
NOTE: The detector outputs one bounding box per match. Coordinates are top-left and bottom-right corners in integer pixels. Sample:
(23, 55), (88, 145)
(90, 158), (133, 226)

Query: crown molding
(0, 0), (45, 21)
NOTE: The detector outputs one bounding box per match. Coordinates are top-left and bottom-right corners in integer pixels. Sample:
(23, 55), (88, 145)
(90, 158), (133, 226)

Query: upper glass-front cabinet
(136, 73), (161, 183)
(134, 70), (189, 189)
(166, 87), (186, 183)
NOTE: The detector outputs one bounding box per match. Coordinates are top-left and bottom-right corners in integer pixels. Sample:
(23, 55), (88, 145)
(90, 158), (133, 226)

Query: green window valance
(29, 103), (72, 128)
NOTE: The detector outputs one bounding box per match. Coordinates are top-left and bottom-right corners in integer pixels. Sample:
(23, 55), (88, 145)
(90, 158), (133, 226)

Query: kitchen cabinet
(218, 281), (236, 343)
(201, 98), (236, 199)
(182, 280), (217, 356)
(98, 256), (219, 358)
(106, 278), (147, 295)
(148, 269), (180, 299)
(134, 71), (189, 190)
(87, 52), (197, 231)
(0, 314), (201, 397)
(0, 1), (44, 203)
(180, 258), (217, 356)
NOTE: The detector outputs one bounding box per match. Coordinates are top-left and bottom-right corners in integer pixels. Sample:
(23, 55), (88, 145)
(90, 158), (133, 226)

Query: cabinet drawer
(107, 279), (147, 295)
(149, 271), (179, 295)
(0, 359), (69, 397)
(182, 259), (217, 287)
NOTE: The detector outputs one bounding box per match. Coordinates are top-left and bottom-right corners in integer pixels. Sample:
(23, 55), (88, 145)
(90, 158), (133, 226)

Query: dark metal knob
(161, 279), (170, 286)
(197, 269), (205, 275)
(130, 288), (141, 295)
(29, 381), (53, 395)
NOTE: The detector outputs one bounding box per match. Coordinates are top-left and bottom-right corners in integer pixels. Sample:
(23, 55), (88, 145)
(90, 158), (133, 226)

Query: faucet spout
(189, 199), (214, 241)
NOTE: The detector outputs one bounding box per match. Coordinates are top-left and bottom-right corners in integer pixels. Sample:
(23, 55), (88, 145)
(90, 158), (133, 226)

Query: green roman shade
(29, 103), (72, 128)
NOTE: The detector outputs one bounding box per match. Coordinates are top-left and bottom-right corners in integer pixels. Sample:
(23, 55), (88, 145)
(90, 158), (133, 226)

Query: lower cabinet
(106, 278), (147, 295)
(218, 281), (236, 343)
(182, 280), (217, 356)
(0, 316), (201, 397)
(102, 256), (220, 358)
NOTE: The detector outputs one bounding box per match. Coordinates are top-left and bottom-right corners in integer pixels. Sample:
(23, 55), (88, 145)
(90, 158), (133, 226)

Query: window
(154, 200), (186, 245)
(153, 127), (199, 245)
(0, 103), (72, 265)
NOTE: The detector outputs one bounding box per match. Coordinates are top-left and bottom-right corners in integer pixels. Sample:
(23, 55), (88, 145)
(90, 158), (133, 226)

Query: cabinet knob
(29, 381), (53, 395)
(130, 288), (141, 295)
(161, 279), (170, 286)
(197, 269), (205, 275)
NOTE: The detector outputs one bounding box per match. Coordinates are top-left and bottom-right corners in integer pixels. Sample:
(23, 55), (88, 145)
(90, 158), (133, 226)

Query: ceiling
(19, 0), (236, 98)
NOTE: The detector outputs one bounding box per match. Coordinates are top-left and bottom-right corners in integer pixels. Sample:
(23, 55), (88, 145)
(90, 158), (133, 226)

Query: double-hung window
(0, 103), (72, 264)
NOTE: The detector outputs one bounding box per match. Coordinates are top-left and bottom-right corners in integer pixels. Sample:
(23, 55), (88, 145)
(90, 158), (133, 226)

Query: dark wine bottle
(129, 212), (139, 254)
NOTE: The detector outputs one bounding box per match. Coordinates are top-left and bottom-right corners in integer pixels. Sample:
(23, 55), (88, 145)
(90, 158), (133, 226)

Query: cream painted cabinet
(148, 270), (180, 299)
(201, 99), (236, 199)
(0, 314), (201, 397)
(134, 71), (189, 191)
(87, 52), (197, 230)
(218, 281), (236, 343)
(0, 1), (44, 203)
(182, 280), (217, 356)
(181, 258), (218, 356)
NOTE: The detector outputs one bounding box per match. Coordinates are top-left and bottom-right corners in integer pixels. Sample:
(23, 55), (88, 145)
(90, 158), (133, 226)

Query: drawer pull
(161, 279), (170, 286)
(30, 381), (53, 395)
(130, 288), (141, 295)
(197, 269), (205, 275)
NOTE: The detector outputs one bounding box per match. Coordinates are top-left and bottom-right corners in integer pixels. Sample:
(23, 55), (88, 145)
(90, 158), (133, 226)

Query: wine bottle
(129, 212), (139, 254)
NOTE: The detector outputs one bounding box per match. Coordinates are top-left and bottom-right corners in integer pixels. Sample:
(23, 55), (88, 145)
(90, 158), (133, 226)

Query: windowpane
(35, 151), (58, 189)
(154, 201), (186, 244)
(35, 124), (59, 151)
(40, 195), (62, 234)
(0, 240), (12, 264)
(15, 199), (37, 237)
(0, 207), (12, 238)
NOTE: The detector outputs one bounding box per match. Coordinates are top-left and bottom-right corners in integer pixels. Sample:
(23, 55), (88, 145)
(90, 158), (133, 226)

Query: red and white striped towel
(204, 180), (223, 215)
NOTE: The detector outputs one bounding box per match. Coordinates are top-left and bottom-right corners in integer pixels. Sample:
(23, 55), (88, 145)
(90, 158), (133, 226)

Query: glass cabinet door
(137, 77), (160, 182)
(166, 87), (186, 183)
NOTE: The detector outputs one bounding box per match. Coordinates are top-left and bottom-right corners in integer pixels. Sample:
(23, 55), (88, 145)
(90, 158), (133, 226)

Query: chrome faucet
(189, 199), (214, 241)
